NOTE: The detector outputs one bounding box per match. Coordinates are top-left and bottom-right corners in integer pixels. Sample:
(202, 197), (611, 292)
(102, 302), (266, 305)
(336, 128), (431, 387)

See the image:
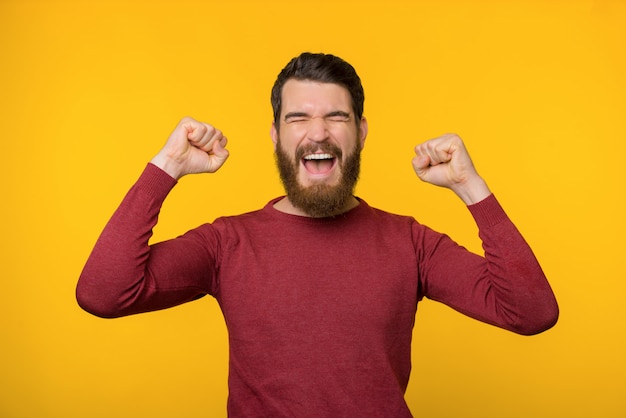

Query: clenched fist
(412, 133), (491, 205)
(151, 117), (230, 180)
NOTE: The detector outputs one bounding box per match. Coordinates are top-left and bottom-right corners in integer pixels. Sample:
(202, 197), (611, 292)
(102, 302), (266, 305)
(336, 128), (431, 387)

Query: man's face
(271, 79), (368, 217)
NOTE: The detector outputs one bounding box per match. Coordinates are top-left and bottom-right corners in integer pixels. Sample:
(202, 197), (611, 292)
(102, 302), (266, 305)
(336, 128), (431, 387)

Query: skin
(150, 80), (491, 212)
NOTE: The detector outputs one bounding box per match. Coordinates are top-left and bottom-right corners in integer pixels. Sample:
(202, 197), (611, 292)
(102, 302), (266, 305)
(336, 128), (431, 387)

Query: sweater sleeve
(76, 164), (217, 318)
(416, 194), (558, 335)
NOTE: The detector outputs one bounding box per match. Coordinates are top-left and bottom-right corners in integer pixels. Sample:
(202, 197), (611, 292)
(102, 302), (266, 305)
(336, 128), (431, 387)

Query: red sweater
(77, 163), (558, 417)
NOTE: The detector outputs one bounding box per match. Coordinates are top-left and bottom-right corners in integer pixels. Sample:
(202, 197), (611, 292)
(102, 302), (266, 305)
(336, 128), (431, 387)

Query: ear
(358, 116), (368, 148)
(270, 121), (279, 150)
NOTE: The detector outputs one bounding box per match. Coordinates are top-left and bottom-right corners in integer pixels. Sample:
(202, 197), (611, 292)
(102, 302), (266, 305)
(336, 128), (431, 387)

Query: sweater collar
(264, 196), (368, 224)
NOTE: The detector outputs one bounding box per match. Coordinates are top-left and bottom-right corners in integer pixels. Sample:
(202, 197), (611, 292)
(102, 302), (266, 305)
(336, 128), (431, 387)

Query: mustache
(295, 142), (343, 161)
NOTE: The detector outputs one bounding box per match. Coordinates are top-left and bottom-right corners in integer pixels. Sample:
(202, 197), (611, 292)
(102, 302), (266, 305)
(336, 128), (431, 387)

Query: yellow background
(2, 0), (624, 417)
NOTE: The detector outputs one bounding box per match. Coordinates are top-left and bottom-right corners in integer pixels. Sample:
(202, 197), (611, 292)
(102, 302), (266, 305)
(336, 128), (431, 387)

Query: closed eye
(284, 112), (310, 124)
(326, 111), (351, 122)
(283, 111), (351, 124)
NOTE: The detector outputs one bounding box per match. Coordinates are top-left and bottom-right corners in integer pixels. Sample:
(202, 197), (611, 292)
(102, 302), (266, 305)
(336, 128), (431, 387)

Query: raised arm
(76, 118), (229, 318)
(412, 133), (558, 334)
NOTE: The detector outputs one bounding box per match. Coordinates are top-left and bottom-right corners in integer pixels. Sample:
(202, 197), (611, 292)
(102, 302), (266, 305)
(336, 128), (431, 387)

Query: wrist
(150, 154), (184, 180)
(452, 176), (491, 205)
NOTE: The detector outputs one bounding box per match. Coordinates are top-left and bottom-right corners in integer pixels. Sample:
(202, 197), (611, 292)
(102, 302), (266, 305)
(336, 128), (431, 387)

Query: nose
(306, 117), (329, 143)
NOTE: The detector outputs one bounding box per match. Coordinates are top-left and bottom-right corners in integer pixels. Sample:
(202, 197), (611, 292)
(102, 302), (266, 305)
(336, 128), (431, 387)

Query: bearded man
(77, 52), (558, 417)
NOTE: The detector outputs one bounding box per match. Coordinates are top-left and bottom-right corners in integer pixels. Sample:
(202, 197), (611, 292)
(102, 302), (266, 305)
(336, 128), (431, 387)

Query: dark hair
(271, 52), (365, 126)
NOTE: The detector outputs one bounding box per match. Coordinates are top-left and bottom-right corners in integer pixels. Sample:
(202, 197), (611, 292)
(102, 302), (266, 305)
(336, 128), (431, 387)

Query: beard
(274, 138), (362, 218)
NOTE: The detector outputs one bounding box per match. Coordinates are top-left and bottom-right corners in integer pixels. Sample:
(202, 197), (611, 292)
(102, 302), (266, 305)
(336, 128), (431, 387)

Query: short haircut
(271, 52), (365, 127)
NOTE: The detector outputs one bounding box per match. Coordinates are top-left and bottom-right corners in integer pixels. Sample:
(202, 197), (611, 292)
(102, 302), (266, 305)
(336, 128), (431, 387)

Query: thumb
(213, 138), (229, 159)
(206, 137), (230, 172)
(412, 154), (430, 177)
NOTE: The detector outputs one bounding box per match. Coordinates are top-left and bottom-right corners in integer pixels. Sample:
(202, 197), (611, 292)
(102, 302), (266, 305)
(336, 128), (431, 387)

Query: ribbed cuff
(134, 163), (178, 201)
(467, 194), (509, 229)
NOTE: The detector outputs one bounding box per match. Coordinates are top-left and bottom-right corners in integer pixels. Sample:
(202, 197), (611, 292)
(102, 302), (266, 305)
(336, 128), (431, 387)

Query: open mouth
(302, 153), (337, 175)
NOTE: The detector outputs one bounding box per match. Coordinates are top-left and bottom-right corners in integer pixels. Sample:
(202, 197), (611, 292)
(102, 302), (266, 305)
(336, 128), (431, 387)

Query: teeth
(304, 153), (333, 160)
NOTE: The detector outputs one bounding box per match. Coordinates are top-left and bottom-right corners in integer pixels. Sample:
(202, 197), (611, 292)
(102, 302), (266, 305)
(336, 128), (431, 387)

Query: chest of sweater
(213, 210), (420, 353)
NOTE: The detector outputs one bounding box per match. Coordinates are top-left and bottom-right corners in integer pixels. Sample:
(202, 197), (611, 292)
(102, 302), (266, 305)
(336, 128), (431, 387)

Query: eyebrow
(326, 111), (351, 119)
